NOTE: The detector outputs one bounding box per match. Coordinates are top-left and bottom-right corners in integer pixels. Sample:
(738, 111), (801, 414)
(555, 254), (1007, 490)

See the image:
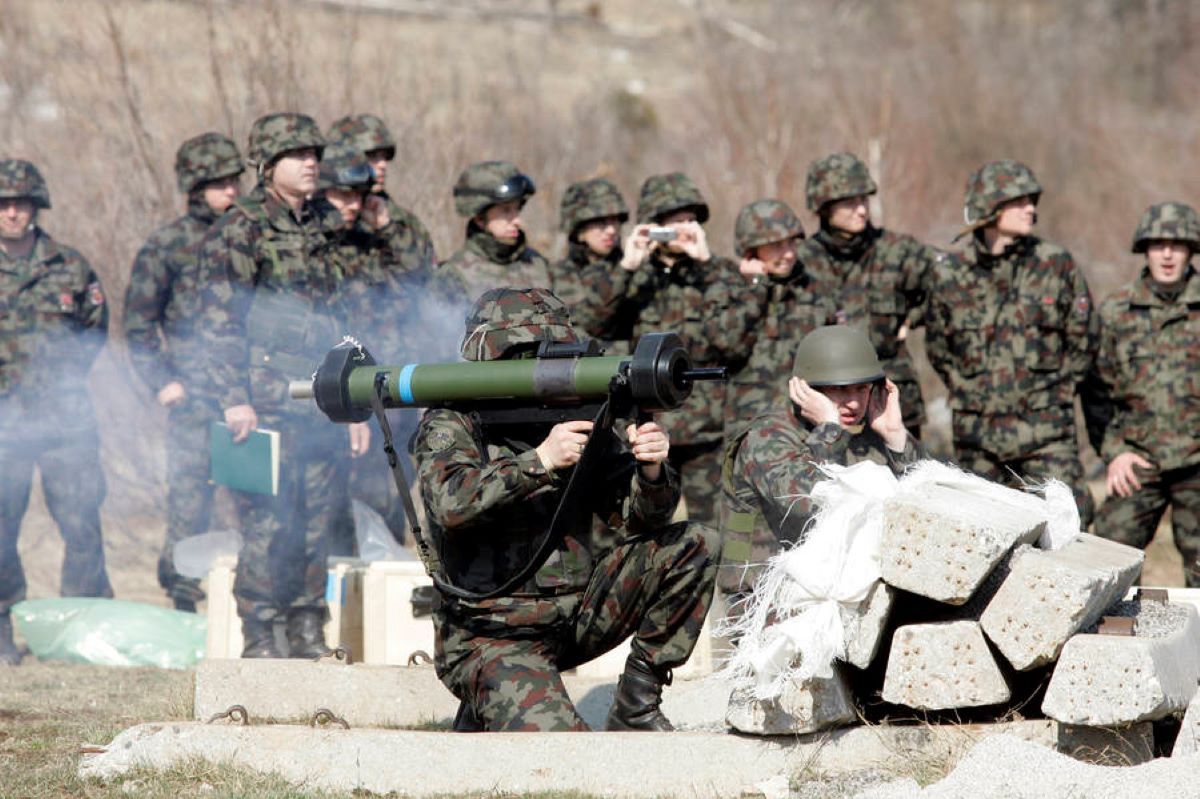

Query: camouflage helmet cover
(962, 159), (1042, 227)
(1131, 201), (1200, 253)
(636, 172), (710, 224)
(247, 112), (326, 168)
(0, 159), (51, 209)
(174, 132), (244, 194)
(805, 152), (877, 212)
(453, 160), (536, 218)
(792, 325), (885, 387)
(734, 199), (805, 256)
(559, 178), (629, 235)
(460, 287), (579, 362)
(316, 142), (375, 192)
(327, 114), (396, 160)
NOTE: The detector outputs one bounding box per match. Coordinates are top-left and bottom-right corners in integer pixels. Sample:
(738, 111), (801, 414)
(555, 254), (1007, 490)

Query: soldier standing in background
(797, 153), (939, 438)
(0, 160), (112, 664)
(192, 113), (368, 658)
(572, 172), (742, 526)
(1085, 202), (1200, 585)
(124, 132), (244, 611)
(441, 160), (551, 305)
(925, 160), (1098, 526)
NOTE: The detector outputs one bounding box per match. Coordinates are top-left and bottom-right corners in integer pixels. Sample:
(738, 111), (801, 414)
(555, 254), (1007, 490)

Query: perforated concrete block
(726, 668), (857, 735)
(881, 621), (1010, 710)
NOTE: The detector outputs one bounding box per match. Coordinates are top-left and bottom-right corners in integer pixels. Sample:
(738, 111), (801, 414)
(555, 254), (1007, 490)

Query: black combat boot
(169, 578), (205, 614)
(240, 617), (284, 658)
(0, 613), (22, 666)
(605, 653), (674, 731)
(286, 609), (331, 659)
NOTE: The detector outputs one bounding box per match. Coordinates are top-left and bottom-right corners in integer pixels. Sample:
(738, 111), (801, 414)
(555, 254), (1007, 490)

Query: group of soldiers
(0, 111), (1196, 737)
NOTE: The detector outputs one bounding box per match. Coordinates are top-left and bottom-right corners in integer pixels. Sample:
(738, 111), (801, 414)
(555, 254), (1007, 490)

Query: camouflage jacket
(798, 226), (940, 427)
(925, 234), (1097, 460)
(723, 410), (923, 548)
(572, 249), (743, 444)
(412, 409), (680, 602)
(439, 225), (552, 307)
(380, 193), (438, 275)
(1085, 267), (1200, 471)
(123, 196), (218, 394)
(0, 230), (107, 434)
(548, 241), (632, 355)
(714, 269), (837, 432)
(190, 185), (346, 416)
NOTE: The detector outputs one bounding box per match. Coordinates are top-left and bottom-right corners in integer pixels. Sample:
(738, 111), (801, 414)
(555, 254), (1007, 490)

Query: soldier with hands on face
(797, 153), (940, 438)
(0, 160), (112, 664)
(412, 287), (719, 732)
(1084, 202), (1200, 585)
(925, 160), (1098, 525)
(192, 113), (367, 658)
(124, 132), (245, 611)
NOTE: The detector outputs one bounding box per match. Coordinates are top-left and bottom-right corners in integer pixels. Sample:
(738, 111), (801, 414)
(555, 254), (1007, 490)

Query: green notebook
(209, 422), (280, 496)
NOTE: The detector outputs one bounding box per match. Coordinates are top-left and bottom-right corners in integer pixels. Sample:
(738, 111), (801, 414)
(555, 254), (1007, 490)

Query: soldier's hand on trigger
(1106, 451), (1152, 498)
(348, 422), (371, 458)
(626, 420), (669, 482)
(620, 225), (654, 271)
(671, 221), (711, 262)
(535, 419), (594, 471)
(867, 378), (908, 452)
(224, 404), (258, 443)
(157, 381), (187, 408)
(788, 377), (840, 427)
(361, 194), (390, 231)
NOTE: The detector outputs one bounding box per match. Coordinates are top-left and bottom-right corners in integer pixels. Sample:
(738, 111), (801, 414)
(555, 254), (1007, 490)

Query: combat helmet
(559, 178), (629, 236)
(174, 132), (244, 194)
(0, 159), (51, 209)
(316, 143), (375, 192)
(453, 161), (536, 218)
(805, 153), (877, 212)
(636, 172), (709, 225)
(460, 287), (578, 362)
(792, 325), (884, 387)
(1130, 201), (1200, 254)
(960, 159), (1042, 236)
(734, 199), (805, 257)
(327, 114), (396, 160)
(247, 112), (325, 169)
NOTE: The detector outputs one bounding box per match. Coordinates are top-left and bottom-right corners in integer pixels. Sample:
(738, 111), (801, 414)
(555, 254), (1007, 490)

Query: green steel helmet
(791, 325), (884, 387)
(559, 178), (629, 235)
(0, 159), (51, 209)
(460, 287), (578, 362)
(327, 114), (396, 160)
(247, 112), (326, 169)
(316, 142), (375, 192)
(734, 199), (805, 256)
(805, 152), (878, 212)
(1131, 201), (1200, 254)
(962, 159), (1042, 227)
(174, 132), (244, 194)
(453, 160), (536, 218)
(636, 172), (709, 224)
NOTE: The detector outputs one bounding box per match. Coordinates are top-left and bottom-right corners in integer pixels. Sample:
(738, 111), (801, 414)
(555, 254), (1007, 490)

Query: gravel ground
(1089, 600), (1193, 638)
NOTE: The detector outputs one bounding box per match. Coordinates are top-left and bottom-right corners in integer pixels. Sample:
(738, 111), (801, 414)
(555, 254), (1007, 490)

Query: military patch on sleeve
(424, 428), (455, 452)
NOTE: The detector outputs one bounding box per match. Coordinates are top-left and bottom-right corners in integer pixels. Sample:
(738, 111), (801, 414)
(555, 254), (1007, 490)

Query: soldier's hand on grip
(224, 404), (258, 443)
(535, 420), (594, 471)
(348, 422), (371, 457)
(627, 420), (668, 482)
(867, 378), (908, 452)
(1106, 451), (1152, 498)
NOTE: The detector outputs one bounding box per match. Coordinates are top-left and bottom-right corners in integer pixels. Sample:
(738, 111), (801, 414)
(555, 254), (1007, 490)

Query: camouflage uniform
(0, 159), (113, 624)
(572, 173), (742, 526)
(440, 161), (551, 306)
(1085, 202), (1200, 585)
(191, 114), (348, 652)
(798, 153), (939, 433)
(412, 288), (719, 731)
(124, 132), (244, 607)
(926, 160), (1097, 525)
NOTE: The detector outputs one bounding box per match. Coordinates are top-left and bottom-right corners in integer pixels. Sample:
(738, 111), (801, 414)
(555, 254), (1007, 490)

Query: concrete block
(981, 535), (1144, 670)
(725, 667), (857, 735)
(1043, 601), (1200, 725)
(881, 621), (1010, 710)
(843, 580), (894, 669)
(1172, 687), (1200, 757)
(881, 483), (1045, 605)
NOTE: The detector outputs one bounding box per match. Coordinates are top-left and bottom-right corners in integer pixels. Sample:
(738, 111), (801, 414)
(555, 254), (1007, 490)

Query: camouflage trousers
(233, 414), (350, 623)
(0, 430), (113, 615)
(1093, 463), (1200, 587)
(330, 409), (417, 557)
(954, 438), (1095, 528)
(434, 520), (720, 731)
(669, 440), (723, 526)
(158, 398), (219, 604)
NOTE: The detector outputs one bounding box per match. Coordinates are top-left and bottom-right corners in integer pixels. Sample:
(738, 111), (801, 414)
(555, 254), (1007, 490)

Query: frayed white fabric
(718, 458), (1080, 700)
